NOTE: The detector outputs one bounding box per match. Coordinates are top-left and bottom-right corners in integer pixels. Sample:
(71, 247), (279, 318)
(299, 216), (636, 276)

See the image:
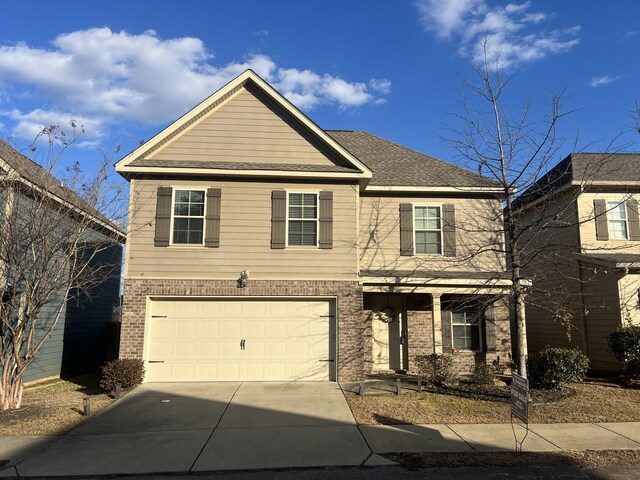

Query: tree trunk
(0, 375), (24, 410)
(514, 286), (528, 378)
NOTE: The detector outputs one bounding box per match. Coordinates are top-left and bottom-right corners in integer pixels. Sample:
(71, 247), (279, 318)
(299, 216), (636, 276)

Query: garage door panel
(146, 299), (333, 382)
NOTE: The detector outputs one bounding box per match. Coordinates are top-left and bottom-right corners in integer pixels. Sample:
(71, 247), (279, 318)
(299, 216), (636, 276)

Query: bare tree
(441, 46), (575, 378)
(0, 125), (125, 410)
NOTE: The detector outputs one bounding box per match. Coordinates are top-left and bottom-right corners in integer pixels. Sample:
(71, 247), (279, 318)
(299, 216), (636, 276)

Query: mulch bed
(384, 450), (640, 470)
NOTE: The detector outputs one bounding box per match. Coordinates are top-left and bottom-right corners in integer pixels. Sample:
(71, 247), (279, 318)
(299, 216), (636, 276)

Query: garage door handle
(319, 359), (335, 362)
(148, 360), (164, 364)
(240, 339), (245, 350)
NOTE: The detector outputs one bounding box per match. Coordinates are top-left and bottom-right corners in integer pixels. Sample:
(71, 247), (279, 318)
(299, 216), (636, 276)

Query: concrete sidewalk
(1, 422), (639, 477)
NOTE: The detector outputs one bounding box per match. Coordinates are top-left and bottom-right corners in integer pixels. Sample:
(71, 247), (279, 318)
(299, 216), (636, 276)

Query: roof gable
(116, 70), (372, 180)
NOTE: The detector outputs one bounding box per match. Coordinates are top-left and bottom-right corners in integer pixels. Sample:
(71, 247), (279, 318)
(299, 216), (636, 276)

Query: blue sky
(0, 0), (638, 173)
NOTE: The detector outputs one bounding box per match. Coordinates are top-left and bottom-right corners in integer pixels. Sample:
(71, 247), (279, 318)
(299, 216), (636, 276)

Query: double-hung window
(172, 189), (205, 244)
(607, 201), (628, 240)
(414, 206), (442, 254)
(452, 307), (481, 351)
(287, 193), (318, 246)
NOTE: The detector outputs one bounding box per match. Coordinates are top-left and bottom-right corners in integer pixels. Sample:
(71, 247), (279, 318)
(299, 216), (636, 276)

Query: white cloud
(587, 75), (623, 88)
(623, 30), (639, 39)
(0, 28), (390, 142)
(1, 108), (106, 148)
(414, 0), (580, 67)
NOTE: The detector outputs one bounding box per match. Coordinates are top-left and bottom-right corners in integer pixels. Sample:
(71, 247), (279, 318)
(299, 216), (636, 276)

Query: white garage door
(146, 298), (335, 382)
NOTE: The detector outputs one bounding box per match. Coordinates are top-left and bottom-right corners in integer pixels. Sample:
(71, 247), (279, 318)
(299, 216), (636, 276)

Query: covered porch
(360, 270), (513, 375)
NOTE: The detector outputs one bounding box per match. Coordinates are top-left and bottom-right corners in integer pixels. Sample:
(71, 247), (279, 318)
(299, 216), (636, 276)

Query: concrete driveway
(14, 382), (380, 477)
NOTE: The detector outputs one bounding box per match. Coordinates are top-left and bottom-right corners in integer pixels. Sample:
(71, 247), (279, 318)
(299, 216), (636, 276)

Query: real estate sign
(510, 373), (529, 423)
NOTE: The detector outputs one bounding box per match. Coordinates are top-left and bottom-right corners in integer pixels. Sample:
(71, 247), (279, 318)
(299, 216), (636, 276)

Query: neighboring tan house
(513, 152), (640, 371)
(0, 139), (125, 383)
(115, 70), (512, 383)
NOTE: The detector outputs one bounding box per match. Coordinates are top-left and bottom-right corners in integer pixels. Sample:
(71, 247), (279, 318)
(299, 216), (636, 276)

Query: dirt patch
(0, 373), (115, 436)
(384, 449), (640, 470)
(346, 382), (640, 425)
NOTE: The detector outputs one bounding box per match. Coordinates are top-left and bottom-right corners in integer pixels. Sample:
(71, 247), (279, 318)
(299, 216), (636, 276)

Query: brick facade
(447, 297), (512, 375)
(406, 297), (434, 373)
(120, 278), (367, 381)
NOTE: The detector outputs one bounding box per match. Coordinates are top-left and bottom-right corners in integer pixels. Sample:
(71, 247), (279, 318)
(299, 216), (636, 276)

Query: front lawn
(345, 380), (640, 425)
(0, 372), (114, 436)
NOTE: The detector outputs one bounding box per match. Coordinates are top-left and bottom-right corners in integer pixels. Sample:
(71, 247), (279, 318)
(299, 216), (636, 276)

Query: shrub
(100, 359), (145, 395)
(608, 325), (640, 374)
(415, 354), (457, 387)
(471, 363), (496, 385)
(528, 347), (589, 390)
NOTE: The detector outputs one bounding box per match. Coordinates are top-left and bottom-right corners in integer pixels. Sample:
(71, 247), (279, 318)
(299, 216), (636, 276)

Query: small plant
(415, 354), (457, 387)
(528, 347), (589, 390)
(608, 325), (640, 374)
(100, 359), (145, 395)
(470, 363), (496, 386)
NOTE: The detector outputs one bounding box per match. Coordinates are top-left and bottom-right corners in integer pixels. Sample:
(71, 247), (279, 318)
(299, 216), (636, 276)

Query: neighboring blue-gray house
(0, 139), (125, 384)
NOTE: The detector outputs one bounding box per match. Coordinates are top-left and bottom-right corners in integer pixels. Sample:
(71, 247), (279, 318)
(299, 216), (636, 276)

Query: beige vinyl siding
(149, 87), (346, 168)
(359, 195), (505, 273)
(578, 192), (640, 252)
(582, 266), (624, 370)
(619, 273), (640, 325)
(126, 179), (357, 280)
(517, 191), (584, 353)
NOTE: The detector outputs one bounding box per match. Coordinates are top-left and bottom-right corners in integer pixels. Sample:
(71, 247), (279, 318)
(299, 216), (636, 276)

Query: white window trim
(285, 191), (319, 248)
(169, 187), (207, 247)
(451, 308), (483, 353)
(606, 200), (629, 241)
(413, 204), (443, 255)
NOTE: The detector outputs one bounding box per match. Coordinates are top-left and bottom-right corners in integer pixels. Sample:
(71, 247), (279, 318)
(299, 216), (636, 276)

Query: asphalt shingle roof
(327, 130), (501, 188)
(514, 152), (640, 209)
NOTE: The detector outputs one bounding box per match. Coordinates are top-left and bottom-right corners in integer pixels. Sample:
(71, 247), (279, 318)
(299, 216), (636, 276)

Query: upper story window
(452, 307), (481, 352)
(287, 192), (318, 247)
(172, 189), (205, 244)
(414, 206), (442, 254)
(607, 201), (628, 240)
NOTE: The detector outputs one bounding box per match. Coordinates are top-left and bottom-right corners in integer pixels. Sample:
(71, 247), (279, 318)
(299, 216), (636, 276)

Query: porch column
(432, 293), (442, 354)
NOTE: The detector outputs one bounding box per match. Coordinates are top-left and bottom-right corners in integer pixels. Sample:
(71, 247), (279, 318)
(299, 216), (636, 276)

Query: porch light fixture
(237, 270), (250, 288)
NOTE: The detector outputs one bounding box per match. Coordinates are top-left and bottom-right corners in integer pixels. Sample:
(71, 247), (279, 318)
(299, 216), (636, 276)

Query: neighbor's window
(172, 190), (205, 244)
(452, 307), (481, 351)
(607, 201), (628, 240)
(288, 193), (318, 246)
(414, 206), (442, 254)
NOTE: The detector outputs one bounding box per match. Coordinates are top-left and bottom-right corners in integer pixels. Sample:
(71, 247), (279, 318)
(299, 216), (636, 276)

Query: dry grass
(346, 381), (640, 425)
(0, 373), (114, 436)
(384, 449), (640, 470)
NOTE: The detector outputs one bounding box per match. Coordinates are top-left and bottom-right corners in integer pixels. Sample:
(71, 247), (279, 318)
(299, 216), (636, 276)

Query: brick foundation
(120, 278), (366, 381)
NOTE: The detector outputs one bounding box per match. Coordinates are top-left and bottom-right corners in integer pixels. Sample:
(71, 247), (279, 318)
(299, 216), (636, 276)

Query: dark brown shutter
(484, 305), (497, 352)
(154, 187), (172, 247)
(271, 190), (286, 249)
(319, 191), (333, 249)
(442, 204), (456, 257)
(593, 199), (609, 241)
(626, 198), (640, 241)
(204, 188), (221, 247)
(400, 204), (413, 256)
(441, 309), (453, 353)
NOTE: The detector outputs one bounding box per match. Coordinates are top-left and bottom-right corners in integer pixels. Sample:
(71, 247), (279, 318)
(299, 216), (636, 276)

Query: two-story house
(513, 152), (640, 371)
(115, 70), (512, 382)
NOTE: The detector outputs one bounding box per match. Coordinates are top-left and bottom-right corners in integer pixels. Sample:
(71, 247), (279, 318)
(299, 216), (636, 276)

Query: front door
(370, 295), (407, 372)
